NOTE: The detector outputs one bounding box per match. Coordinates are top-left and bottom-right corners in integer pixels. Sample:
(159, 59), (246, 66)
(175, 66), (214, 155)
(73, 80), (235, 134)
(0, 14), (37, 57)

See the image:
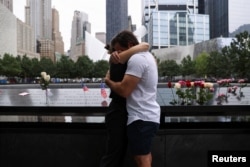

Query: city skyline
(13, 0), (142, 51)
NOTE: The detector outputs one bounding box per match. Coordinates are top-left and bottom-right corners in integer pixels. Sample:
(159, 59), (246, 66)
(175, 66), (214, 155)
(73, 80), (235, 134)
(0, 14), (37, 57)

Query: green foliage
(1, 54), (21, 77)
(207, 51), (223, 77)
(221, 31), (250, 78)
(30, 58), (41, 77)
(170, 81), (214, 106)
(196, 87), (214, 105)
(39, 57), (56, 77)
(75, 56), (94, 78)
(157, 31), (250, 79)
(194, 52), (209, 77)
(93, 60), (109, 78)
(56, 55), (75, 78)
(180, 55), (195, 77)
(175, 87), (196, 105)
(158, 60), (180, 79)
(19, 55), (33, 78)
(1, 31), (250, 81)
(0, 54), (110, 80)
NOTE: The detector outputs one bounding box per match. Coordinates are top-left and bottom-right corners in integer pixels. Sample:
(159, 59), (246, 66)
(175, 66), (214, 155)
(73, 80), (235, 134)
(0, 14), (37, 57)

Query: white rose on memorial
(40, 71), (50, 90)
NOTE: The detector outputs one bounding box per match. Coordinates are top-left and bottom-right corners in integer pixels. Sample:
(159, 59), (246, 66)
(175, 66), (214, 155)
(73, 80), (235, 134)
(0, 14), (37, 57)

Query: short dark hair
(111, 30), (139, 49)
(104, 44), (112, 54)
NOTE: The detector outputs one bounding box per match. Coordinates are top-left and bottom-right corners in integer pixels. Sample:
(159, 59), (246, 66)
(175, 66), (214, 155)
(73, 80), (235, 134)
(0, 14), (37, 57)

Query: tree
(56, 55), (75, 78)
(1, 54), (21, 77)
(158, 60), (180, 80)
(39, 57), (56, 77)
(180, 55), (195, 78)
(207, 51), (230, 78)
(93, 60), (109, 78)
(75, 56), (94, 78)
(194, 52), (209, 77)
(30, 58), (41, 77)
(19, 55), (33, 79)
(222, 31), (250, 78)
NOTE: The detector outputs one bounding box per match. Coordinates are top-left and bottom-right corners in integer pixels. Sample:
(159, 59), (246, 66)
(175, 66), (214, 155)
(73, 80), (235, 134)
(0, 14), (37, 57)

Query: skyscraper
(106, 0), (129, 44)
(17, 18), (39, 59)
(0, 0), (39, 59)
(70, 10), (91, 62)
(204, 0), (250, 39)
(142, 0), (209, 49)
(25, 0), (52, 40)
(25, 0), (54, 61)
(52, 8), (64, 57)
(0, 0), (13, 12)
(0, 2), (17, 57)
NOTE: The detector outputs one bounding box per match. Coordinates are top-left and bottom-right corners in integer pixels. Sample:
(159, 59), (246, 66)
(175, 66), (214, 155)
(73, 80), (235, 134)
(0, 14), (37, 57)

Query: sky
(13, 0), (142, 51)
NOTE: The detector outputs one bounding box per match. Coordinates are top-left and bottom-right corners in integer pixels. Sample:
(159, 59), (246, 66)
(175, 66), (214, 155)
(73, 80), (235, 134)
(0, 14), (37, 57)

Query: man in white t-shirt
(105, 30), (160, 167)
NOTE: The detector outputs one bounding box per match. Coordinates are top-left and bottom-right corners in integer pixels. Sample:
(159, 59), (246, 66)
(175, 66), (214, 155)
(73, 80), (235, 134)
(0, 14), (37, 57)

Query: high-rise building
(198, 0), (206, 14)
(25, 0), (54, 61)
(142, 0), (209, 49)
(25, 0), (52, 40)
(17, 18), (39, 59)
(128, 16), (136, 32)
(0, 1), (38, 59)
(52, 8), (64, 57)
(203, 0), (250, 39)
(0, 2), (17, 57)
(95, 32), (106, 44)
(106, 0), (129, 44)
(39, 39), (54, 60)
(0, 0), (13, 12)
(70, 10), (91, 62)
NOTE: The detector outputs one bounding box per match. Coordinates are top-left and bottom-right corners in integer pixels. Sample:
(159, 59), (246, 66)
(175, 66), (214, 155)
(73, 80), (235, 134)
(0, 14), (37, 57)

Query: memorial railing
(1, 84), (250, 167)
(0, 83), (250, 127)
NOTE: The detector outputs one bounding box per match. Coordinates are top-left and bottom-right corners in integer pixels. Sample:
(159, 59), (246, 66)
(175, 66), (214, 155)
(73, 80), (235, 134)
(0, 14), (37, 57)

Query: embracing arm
(105, 71), (140, 98)
(110, 42), (149, 64)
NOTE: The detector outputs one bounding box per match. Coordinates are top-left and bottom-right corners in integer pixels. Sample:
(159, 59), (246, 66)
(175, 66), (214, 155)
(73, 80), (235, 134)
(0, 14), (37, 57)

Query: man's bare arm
(105, 72), (140, 98)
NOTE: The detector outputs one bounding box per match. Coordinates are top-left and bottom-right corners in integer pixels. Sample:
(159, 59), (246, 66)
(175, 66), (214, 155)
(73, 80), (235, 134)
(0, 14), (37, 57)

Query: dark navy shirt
(109, 62), (127, 104)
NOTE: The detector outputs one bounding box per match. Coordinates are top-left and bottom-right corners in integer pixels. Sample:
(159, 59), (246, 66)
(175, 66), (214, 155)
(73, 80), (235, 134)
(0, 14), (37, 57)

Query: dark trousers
(100, 100), (128, 167)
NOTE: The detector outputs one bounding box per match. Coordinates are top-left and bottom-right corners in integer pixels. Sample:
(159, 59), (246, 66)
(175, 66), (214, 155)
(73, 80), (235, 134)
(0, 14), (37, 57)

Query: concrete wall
(152, 37), (233, 63)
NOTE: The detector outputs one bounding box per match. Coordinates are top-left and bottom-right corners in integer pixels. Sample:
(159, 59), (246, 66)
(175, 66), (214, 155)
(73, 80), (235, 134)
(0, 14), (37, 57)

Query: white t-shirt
(125, 51), (161, 125)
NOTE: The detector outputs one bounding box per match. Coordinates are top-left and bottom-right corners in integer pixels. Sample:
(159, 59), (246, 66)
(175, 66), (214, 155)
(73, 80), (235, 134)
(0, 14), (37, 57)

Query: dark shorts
(127, 120), (159, 155)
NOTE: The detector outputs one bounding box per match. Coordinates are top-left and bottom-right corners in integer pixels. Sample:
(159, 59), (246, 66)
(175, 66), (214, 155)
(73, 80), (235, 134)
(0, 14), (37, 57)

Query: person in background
(100, 41), (149, 167)
(105, 30), (160, 167)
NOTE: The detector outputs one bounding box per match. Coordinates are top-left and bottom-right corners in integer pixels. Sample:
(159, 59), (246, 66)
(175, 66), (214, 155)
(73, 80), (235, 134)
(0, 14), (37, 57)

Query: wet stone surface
(0, 88), (111, 106)
(0, 87), (250, 106)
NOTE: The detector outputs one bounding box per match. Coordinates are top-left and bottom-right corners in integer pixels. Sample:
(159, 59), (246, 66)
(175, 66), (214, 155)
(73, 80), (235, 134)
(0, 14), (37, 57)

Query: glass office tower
(106, 0), (128, 44)
(205, 0), (250, 38)
(143, 0), (209, 49)
(149, 12), (209, 49)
